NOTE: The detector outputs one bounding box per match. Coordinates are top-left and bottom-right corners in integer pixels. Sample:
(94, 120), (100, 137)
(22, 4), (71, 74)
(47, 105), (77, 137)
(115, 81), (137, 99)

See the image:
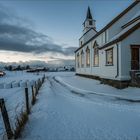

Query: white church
(75, 1), (140, 88)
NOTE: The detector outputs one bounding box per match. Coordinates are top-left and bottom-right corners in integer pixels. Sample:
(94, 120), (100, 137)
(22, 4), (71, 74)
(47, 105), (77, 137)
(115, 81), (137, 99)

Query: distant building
(0, 71), (6, 77)
(75, 1), (140, 88)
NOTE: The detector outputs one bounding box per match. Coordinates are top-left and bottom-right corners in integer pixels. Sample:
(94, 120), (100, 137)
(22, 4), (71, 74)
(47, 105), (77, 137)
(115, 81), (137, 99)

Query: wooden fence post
(41, 77), (43, 84)
(18, 81), (21, 87)
(0, 98), (13, 139)
(42, 75), (45, 83)
(40, 78), (42, 88)
(18, 82), (20, 87)
(35, 81), (38, 95)
(39, 79), (41, 89)
(38, 79), (41, 90)
(31, 86), (36, 105)
(25, 88), (30, 114)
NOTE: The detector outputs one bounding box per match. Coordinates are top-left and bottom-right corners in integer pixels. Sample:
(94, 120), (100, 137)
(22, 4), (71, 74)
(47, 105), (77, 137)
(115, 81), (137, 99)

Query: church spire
(83, 6), (96, 34)
(86, 6), (93, 20)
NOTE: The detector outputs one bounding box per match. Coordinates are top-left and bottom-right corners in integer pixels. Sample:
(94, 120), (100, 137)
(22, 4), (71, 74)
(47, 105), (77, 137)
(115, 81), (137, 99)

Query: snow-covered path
(21, 75), (140, 140)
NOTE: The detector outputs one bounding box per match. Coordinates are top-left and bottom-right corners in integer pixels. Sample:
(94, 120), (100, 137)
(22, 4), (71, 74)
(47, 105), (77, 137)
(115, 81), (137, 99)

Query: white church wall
(101, 32), (106, 45)
(92, 31), (108, 47)
(76, 42), (119, 80)
(91, 44), (118, 80)
(120, 28), (140, 80)
(100, 45), (117, 79)
(76, 28), (140, 81)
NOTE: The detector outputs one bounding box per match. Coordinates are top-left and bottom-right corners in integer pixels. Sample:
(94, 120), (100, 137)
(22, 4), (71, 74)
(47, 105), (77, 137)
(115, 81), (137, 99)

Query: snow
(0, 71), (43, 89)
(0, 87), (25, 138)
(20, 72), (140, 140)
(0, 71), (44, 139)
(53, 73), (140, 101)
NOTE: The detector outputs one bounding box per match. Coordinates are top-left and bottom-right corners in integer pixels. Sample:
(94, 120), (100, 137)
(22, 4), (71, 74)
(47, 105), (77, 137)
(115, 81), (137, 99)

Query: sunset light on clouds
(0, 0), (132, 65)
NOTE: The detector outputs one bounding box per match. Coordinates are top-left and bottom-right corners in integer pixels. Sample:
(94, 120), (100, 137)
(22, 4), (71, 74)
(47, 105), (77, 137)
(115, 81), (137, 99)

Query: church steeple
(83, 6), (96, 34)
(86, 6), (93, 20)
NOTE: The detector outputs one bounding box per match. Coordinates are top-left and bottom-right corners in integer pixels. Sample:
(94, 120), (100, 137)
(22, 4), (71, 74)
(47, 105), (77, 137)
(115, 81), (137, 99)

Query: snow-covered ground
(0, 71), (44, 139)
(52, 72), (140, 101)
(20, 72), (140, 140)
(0, 71), (44, 89)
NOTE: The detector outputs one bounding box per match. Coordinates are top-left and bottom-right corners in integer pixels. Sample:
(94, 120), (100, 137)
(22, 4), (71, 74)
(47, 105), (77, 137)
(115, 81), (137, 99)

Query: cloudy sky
(0, 0), (132, 65)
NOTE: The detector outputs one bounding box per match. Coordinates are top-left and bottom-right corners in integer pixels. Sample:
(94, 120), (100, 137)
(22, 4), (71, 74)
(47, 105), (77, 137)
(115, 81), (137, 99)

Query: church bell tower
(83, 6), (96, 34)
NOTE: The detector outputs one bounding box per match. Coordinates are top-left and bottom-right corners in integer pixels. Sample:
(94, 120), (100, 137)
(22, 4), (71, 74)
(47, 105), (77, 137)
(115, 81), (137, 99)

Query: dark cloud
(0, 5), (77, 56)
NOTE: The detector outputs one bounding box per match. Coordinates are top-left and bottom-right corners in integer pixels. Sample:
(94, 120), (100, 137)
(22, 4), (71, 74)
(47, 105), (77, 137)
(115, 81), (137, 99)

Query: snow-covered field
(0, 71), (44, 139)
(20, 72), (140, 140)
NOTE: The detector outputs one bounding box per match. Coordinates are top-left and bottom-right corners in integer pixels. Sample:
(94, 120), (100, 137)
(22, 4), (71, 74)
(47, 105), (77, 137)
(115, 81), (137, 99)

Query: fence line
(0, 74), (45, 139)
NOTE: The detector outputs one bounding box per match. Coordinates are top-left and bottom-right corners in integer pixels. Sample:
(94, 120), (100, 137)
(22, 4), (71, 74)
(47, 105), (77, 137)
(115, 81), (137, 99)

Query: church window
(81, 50), (84, 67)
(77, 53), (80, 68)
(93, 41), (99, 66)
(106, 48), (113, 66)
(86, 47), (90, 67)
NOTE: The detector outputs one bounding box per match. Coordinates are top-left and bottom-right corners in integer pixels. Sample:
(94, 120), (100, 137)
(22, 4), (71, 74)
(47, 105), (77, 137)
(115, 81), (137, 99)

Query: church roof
(122, 10), (140, 29)
(99, 21), (140, 49)
(86, 6), (93, 19)
(130, 10), (140, 21)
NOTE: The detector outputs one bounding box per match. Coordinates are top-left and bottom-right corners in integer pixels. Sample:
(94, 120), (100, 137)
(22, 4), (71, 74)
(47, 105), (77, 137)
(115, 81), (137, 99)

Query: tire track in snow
(53, 76), (140, 102)
(47, 76), (140, 113)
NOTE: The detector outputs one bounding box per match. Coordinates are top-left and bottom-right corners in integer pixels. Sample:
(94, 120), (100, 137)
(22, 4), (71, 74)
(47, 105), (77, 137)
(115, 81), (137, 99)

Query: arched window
(81, 50), (84, 67)
(77, 53), (80, 68)
(86, 47), (90, 67)
(93, 41), (99, 66)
